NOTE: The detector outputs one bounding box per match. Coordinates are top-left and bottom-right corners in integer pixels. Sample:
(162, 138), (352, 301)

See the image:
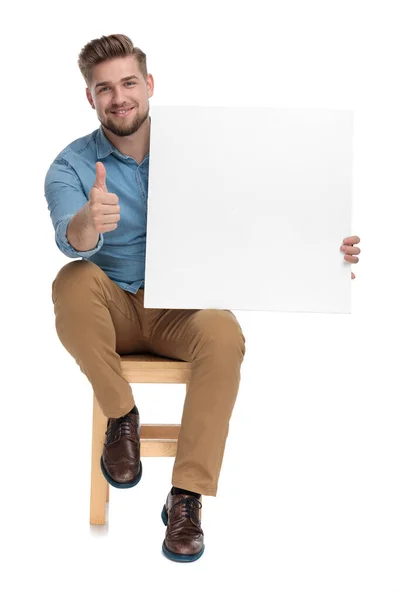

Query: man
(44, 33), (361, 563)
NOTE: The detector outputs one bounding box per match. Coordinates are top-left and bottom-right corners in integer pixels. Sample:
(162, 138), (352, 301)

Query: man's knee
(196, 309), (246, 355)
(52, 260), (101, 303)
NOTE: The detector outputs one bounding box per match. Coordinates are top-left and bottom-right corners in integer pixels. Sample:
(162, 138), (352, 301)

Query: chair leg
(90, 394), (109, 524)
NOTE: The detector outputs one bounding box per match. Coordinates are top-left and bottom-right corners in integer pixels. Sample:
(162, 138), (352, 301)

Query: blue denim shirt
(44, 124), (149, 294)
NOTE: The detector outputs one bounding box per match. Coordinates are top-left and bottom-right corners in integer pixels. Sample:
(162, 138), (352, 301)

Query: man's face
(86, 56), (154, 137)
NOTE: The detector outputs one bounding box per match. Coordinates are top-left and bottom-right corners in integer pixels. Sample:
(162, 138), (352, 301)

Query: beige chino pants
(51, 260), (246, 496)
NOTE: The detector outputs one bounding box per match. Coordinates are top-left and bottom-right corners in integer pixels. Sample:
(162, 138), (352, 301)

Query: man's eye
(99, 82), (134, 92)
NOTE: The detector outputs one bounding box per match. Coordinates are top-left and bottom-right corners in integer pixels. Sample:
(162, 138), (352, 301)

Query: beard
(100, 104), (150, 137)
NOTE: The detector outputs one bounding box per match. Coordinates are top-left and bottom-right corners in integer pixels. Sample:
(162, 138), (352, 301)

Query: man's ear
(147, 74), (154, 99)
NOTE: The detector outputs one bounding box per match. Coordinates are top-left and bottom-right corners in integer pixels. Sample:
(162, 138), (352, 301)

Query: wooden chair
(90, 354), (192, 525)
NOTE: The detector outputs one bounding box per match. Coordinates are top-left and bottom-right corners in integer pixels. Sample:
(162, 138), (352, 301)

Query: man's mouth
(112, 107), (134, 117)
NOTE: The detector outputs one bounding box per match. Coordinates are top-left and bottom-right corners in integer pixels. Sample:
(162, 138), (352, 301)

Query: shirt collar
(96, 125), (126, 160)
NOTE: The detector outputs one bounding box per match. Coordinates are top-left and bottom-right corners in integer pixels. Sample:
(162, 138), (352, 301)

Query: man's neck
(102, 117), (150, 164)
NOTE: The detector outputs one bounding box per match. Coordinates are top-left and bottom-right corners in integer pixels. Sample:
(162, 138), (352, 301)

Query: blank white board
(144, 105), (353, 313)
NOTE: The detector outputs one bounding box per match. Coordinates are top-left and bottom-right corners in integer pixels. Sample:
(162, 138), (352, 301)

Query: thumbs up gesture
(85, 162), (121, 233)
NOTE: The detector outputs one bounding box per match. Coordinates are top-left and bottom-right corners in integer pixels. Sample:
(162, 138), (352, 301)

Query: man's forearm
(66, 206), (100, 251)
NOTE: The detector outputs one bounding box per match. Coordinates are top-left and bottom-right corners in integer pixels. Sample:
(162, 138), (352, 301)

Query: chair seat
(120, 353), (191, 383)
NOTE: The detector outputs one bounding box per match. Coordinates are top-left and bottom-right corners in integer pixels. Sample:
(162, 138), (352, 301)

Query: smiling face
(86, 55), (154, 137)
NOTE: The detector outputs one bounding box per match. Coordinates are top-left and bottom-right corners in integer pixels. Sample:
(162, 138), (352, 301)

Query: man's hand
(85, 162), (121, 233)
(340, 235), (361, 279)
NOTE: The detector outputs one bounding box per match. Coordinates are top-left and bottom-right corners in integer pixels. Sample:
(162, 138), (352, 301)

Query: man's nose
(112, 87), (128, 105)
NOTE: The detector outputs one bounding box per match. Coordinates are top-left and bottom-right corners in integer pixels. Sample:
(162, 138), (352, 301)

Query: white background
(1, 1), (399, 598)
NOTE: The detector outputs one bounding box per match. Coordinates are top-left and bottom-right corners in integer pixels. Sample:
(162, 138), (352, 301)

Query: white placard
(144, 105), (353, 313)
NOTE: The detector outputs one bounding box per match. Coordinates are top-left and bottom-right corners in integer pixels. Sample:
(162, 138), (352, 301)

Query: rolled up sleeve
(44, 157), (104, 259)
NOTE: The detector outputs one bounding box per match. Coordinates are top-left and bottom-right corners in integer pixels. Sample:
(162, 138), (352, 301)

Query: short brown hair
(78, 33), (148, 89)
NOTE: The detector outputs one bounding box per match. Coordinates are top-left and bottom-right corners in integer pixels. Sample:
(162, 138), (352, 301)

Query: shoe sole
(160, 505), (205, 562)
(100, 457), (142, 489)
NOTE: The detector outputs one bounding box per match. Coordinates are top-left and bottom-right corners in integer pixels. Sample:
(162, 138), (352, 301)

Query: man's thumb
(94, 161), (107, 191)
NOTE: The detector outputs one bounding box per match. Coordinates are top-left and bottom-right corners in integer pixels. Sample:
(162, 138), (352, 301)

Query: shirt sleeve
(44, 157), (104, 258)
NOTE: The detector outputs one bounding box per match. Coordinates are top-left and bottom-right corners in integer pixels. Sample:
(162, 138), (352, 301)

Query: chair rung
(140, 424), (180, 442)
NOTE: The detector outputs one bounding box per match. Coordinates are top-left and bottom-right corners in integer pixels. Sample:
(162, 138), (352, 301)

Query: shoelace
(170, 497), (203, 528)
(105, 413), (136, 442)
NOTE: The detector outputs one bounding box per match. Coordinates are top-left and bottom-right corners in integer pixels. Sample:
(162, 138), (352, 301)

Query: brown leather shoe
(161, 491), (205, 562)
(100, 409), (142, 488)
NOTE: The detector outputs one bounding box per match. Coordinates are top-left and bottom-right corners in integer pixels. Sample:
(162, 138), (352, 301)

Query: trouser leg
(145, 303), (246, 496)
(51, 260), (146, 418)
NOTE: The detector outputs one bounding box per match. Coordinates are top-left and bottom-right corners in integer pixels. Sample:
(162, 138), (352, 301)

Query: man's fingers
(341, 245), (361, 255)
(343, 235), (360, 245)
(344, 255), (359, 264)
